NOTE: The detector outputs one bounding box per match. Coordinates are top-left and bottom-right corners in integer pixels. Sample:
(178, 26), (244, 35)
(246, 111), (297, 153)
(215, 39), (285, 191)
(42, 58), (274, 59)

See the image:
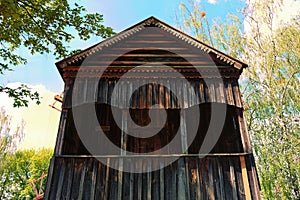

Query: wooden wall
(45, 155), (260, 200)
(61, 103), (244, 155)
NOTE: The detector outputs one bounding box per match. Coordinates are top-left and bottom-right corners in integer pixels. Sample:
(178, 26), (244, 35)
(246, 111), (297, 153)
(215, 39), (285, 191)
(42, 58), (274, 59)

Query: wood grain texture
(45, 156), (260, 200)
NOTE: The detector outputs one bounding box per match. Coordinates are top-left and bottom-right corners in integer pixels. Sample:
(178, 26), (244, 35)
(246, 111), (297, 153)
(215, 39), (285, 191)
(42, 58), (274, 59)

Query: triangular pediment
(56, 16), (247, 78)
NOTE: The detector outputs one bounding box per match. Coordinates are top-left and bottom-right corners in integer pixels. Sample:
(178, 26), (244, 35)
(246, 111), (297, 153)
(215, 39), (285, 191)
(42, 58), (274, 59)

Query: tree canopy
(0, 148), (53, 199)
(0, 0), (115, 107)
(179, 0), (299, 199)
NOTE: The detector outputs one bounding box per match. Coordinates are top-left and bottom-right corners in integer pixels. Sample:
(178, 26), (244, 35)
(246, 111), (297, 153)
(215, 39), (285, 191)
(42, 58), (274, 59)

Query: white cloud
(207, 0), (217, 4)
(0, 83), (61, 150)
(193, 0), (217, 4)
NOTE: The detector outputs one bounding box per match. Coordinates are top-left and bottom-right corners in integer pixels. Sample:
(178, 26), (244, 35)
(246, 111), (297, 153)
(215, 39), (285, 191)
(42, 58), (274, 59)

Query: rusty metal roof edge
(56, 16), (248, 70)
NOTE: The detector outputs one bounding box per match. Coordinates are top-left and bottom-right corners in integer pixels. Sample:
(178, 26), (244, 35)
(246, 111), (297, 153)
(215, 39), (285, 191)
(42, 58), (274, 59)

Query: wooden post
(237, 108), (252, 153)
(118, 110), (127, 200)
(240, 156), (252, 200)
(180, 110), (188, 154)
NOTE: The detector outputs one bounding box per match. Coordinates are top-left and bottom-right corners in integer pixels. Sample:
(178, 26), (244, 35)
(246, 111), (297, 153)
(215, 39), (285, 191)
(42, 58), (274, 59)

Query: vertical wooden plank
(160, 163), (165, 200)
(142, 161), (148, 200)
(110, 159), (118, 200)
(188, 158), (197, 200)
(207, 158), (215, 200)
(137, 172), (143, 200)
(212, 158), (220, 200)
(108, 80), (114, 105)
(171, 161), (178, 200)
(98, 79), (103, 103)
(77, 159), (87, 200)
(117, 158), (124, 200)
(225, 81), (235, 106)
(232, 80), (242, 108)
(90, 159), (98, 200)
(199, 81), (205, 104)
(237, 108), (252, 153)
(147, 161), (152, 200)
(215, 81), (222, 103)
(81, 158), (94, 199)
(232, 156), (245, 200)
(128, 80), (133, 108)
(180, 111), (188, 154)
(104, 158), (111, 200)
(140, 79), (145, 109)
(55, 110), (68, 155)
(209, 82), (216, 103)
(184, 157), (191, 200)
(122, 161), (130, 200)
(118, 158), (123, 200)
(204, 82), (210, 103)
(245, 155), (261, 200)
(165, 79), (170, 109)
(83, 78), (89, 103)
(66, 158), (75, 200)
(182, 81), (188, 108)
(94, 161), (105, 199)
(122, 79), (127, 109)
(199, 158), (207, 200)
(103, 79), (108, 105)
(223, 157), (233, 200)
(240, 156), (252, 200)
(216, 158), (225, 199)
(70, 159), (82, 199)
(55, 158), (66, 200)
(194, 158), (201, 200)
(147, 83), (152, 108)
(44, 157), (55, 199)
(159, 83), (164, 108)
(62, 78), (73, 108)
(164, 162), (172, 199)
(177, 157), (187, 200)
(219, 81), (226, 104)
(48, 158), (63, 199)
(116, 111), (126, 200)
(170, 79), (176, 108)
(129, 161), (134, 200)
(229, 159), (239, 200)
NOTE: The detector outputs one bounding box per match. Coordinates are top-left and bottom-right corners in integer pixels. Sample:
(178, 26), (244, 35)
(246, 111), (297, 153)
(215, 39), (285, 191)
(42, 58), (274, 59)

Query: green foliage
(0, 148), (53, 199)
(0, 109), (52, 199)
(0, 0), (115, 107)
(241, 2), (300, 199)
(178, 0), (300, 199)
(0, 84), (40, 107)
(0, 108), (24, 162)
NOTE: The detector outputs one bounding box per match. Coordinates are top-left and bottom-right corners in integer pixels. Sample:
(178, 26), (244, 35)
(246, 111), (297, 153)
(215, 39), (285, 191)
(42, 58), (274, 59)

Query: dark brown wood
(46, 156), (261, 199)
(46, 16), (260, 200)
(237, 108), (252, 153)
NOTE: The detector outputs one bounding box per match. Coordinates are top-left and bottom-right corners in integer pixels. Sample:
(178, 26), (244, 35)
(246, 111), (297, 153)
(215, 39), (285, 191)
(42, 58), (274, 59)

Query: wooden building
(44, 17), (261, 199)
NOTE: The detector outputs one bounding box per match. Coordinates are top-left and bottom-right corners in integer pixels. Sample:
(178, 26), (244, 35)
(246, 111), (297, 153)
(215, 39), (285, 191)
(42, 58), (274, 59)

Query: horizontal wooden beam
(87, 61), (211, 65)
(112, 47), (188, 51)
(55, 153), (252, 158)
(125, 40), (177, 44)
(98, 54), (203, 58)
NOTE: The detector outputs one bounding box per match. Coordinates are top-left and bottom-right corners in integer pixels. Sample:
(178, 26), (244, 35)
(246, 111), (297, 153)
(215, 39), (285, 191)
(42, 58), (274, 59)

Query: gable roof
(56, 16), (247, 71)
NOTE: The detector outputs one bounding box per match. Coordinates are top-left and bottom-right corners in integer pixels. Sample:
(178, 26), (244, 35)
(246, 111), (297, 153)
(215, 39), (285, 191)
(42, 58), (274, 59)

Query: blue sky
(2, 0), (299, 149)
(1, 0), (246, 93)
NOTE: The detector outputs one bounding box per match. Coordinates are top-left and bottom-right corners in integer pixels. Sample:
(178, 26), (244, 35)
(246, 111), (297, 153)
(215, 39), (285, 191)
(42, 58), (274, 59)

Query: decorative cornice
(62, 67), (241, 79)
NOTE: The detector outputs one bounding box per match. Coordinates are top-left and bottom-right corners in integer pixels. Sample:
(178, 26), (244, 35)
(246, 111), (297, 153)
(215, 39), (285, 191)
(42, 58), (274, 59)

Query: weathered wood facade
(45, 17), (260, 199)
